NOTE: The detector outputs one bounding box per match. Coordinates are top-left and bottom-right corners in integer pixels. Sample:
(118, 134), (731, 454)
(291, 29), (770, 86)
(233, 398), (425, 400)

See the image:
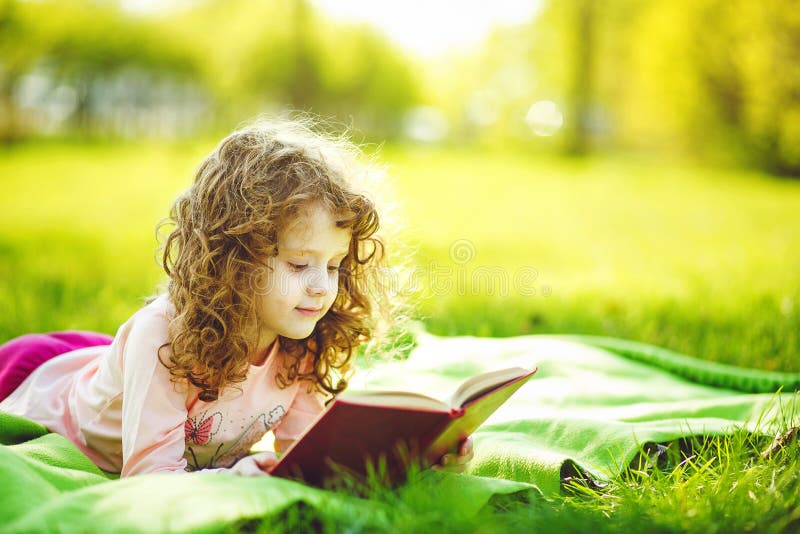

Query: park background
(2, 0), (800, 531)
(0, 0), (798, 373)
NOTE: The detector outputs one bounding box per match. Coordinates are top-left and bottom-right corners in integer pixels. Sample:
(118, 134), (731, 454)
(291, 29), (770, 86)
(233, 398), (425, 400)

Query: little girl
(0, 119), (472, 477)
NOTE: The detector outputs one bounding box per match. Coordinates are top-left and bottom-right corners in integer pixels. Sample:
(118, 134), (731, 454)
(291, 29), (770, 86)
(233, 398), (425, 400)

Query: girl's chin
(280, 326), (317, 340)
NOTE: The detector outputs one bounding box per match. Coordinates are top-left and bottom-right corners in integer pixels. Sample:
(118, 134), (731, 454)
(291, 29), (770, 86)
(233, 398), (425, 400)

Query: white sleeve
(118, 312), (189, 477)
(272, 381), (326, 454)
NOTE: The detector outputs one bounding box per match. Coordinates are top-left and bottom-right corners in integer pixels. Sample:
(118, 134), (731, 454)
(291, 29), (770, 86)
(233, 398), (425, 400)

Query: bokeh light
(525, 100), (564, 137)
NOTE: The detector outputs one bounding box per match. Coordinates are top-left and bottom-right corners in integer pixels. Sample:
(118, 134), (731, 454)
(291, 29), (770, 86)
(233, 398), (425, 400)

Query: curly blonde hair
(159, 119), (390, 402)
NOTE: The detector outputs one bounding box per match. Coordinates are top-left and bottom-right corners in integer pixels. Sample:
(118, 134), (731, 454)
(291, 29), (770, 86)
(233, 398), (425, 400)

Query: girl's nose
(305, 267), (330, 296)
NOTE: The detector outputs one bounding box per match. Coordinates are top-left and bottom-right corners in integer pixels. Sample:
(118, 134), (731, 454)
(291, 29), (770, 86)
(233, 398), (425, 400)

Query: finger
(451, 451), (473, 467)
(450, 463), (468, 473)
(252, 452), (279, 470)
(439, 453), (457, 466)
(438, 459), (467, 473)
(431, 460), (456, 472)
(251, 451), (278, 466)
(454, 451), (473, 465)
(459, 437), (474, 456)
(234, 458), (263, 476)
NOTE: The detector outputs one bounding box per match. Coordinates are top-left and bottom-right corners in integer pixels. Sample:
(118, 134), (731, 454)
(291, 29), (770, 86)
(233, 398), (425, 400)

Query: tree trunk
(565, 0), (595, 156)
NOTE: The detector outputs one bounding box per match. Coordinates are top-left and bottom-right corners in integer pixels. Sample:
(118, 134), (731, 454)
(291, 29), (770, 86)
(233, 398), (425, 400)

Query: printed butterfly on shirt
(184, 411), (222, 445)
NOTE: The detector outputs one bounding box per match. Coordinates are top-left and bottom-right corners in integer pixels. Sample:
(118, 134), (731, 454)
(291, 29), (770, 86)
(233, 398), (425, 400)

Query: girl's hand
(228, 451), (280, 476)
(432, 436), (474, 474)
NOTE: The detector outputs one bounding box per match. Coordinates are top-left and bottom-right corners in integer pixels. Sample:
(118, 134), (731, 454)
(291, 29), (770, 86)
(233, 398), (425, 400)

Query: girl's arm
(117, 311), (190, 476)
(271, 380), (326, 454)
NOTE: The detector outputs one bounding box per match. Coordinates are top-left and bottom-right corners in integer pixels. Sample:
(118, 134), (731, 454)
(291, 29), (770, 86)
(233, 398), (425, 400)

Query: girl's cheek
(295, 271), (314, 296)
(329, 272), (340, 291)
(252, 270), (270, 295)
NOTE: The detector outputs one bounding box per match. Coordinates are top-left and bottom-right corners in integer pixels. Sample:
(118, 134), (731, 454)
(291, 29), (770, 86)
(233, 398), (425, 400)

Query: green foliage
(603, 0), (800, 173)
(426, 0), (800, 174)
(0, 0), (200, 139)
(24, 1), (190, 77)
(3, 0), (798, 171)
(614, 0), (800, 174)
(0, 0), (420, 140)
(235, 1), (420, 133)
(734, 1), (800, 175)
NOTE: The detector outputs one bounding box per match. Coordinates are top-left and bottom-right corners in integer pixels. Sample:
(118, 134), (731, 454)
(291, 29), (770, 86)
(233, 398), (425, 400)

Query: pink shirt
(0, 295), (325, 476)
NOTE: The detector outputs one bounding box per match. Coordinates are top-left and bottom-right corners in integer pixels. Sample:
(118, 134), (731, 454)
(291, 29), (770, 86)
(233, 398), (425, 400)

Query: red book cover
(269, 366), (537, 486)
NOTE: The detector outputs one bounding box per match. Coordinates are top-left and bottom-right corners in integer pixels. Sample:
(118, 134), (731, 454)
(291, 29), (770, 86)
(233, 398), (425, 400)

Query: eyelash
(288, 263), (341, 273)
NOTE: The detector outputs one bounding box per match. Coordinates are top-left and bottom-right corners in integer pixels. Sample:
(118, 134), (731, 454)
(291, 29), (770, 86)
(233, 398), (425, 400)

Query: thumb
(251, 451), (280, 470)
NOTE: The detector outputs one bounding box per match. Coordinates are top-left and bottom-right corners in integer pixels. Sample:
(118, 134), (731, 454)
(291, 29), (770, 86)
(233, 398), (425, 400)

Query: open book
(269, 366), (537, 486)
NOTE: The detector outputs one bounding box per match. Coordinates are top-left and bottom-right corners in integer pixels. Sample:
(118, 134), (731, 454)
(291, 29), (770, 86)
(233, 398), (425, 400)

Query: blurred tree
(419, 23), (542, 145)
(0, 0), (47, 142)
(314, 22), (421, 135)
(0, 0), (202, 140)
(466, 0), (800, 174)
(735, 0), (800, 175)
(5, 0), (794, 162)
(0, 0), (419, 141)
(420, 0), (621, 151)
(619, 0), (800, 175)
(44, 1), (199, 133)
(288, 0), (319, 110)
(156, 0), (420, 138)
(563, 0), (595, 156)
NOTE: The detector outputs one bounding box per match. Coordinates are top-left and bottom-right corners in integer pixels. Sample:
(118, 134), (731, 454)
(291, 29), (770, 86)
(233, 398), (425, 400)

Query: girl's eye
(288, 263), (308, 271)
(327, 265), (340, 273)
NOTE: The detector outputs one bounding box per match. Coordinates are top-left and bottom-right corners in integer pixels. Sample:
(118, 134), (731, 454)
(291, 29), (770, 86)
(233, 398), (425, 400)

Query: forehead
(279, 206), (351, 253)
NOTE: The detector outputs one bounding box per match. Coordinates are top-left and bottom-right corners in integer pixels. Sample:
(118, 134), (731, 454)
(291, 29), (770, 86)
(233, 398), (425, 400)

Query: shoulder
(113, 295), (175, 367)
(138, 294), (175, 322)
(123, 295), (174, 336)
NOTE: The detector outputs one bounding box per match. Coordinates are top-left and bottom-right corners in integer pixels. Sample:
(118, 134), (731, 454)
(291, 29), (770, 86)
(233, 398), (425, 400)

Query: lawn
(382, 145), (800, 372)
(2, 140), (797, 370)
(1, 140), (799, 532)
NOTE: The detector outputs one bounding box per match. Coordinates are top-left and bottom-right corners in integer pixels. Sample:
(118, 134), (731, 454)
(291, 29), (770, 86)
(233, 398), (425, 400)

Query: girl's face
(254, 205), (351, 347)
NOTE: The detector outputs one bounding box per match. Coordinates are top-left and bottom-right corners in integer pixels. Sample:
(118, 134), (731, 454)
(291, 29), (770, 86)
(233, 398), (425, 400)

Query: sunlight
(525, 100), (564, 136)
(312, 0), (543, 57)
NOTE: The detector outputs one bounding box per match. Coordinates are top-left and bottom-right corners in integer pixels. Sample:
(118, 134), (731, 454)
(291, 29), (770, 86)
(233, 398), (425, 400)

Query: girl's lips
(295, 307), (323, 317)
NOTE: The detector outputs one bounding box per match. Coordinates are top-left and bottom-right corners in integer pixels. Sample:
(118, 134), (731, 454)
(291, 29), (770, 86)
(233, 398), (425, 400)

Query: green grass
(228, 417), (800, 533)
(381, 145), (800, 371)
(1, 140), (799, 531)
(0, 140), (203, 335)
(2, 141), (797, 369)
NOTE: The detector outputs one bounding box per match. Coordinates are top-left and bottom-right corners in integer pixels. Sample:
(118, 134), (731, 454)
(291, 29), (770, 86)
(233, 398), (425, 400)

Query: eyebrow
(283, 248), (349, 257)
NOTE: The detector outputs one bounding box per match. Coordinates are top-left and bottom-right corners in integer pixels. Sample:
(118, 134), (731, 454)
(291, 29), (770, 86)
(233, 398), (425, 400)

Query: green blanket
(2, 334), (798, 532)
